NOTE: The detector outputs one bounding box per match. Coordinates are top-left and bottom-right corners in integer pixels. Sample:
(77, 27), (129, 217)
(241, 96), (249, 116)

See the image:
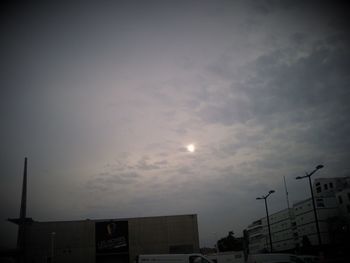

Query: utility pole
(51, 232), (56, 263)
(257, 190), (275, 253)
(296, 165), (324, 247)
(17, 157), (28, 263)
(283, 176), (290, 209)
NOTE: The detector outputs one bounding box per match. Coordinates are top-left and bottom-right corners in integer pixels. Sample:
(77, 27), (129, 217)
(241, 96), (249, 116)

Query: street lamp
(256, 190), (275, 253)
(296, 164), (324, 247)
(51, 232), (56, 263)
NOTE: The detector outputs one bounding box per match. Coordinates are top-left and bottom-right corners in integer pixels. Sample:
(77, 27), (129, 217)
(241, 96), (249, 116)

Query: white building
(246, 209), (297, 254)
(335, 188), (350, 220)
(313, 177), (350, 197)
(293, 196), (339, 246)
(246, 219), (265, 254)
(268, 209), (297, 252)
(245, 177), (350, 254)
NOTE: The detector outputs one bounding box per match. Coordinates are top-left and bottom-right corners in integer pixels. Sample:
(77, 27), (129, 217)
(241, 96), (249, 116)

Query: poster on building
(95, 220), (129, 254)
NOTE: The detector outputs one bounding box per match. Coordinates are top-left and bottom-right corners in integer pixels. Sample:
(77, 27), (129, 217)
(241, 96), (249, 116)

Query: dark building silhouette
(8, 158), (199, 263)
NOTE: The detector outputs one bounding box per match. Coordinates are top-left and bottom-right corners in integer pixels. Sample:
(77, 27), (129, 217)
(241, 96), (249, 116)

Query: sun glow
(186, 144), (195, 153)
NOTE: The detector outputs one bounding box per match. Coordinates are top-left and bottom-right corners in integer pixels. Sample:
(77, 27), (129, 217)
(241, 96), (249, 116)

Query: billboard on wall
(95, 220), (129, 254)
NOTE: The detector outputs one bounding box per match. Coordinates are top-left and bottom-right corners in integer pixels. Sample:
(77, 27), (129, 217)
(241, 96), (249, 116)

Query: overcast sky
(1, 0), (350, 248)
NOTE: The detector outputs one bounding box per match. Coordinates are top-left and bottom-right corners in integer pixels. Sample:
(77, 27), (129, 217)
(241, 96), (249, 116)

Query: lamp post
(51, 232), (56, 263)
(296, 164), (324, 247)
(257, 190), (275, 253)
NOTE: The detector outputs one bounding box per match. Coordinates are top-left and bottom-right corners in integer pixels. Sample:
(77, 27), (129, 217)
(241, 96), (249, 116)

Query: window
(338, 195), (343, 204)
(329, 182), (333, 188)
(316, 187), (321, 193)
(324, 184), (328, 190)
(316, 182), (320, 186)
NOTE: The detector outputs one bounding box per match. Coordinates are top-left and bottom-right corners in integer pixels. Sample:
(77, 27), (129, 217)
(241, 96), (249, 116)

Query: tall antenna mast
(17, 157), (27, 262)
(283, 176), (290, 209)
(19, 157), (27, 222)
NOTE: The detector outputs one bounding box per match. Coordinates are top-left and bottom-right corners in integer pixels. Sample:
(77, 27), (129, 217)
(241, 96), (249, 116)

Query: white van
(206, 251), (245, 263)
(137, 254), (214, 263)
(246, 254), (305, 263)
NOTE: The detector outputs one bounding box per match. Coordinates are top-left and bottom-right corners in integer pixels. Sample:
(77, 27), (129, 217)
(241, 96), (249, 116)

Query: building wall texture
(22, 214), (199, 263)
(128, 214), (199, 262)
(335, 188), (350, 220)
(245, 177), (350, 254)
(313, 177), (350, 198)
(246, 209), (296, 254)
(24, 220), (95, 263)
(293, 197), (339, 246)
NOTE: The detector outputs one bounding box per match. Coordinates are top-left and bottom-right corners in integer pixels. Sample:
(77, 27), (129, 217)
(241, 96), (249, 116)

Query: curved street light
(296, 164), (324, 247)
(256, 190), (275, 252)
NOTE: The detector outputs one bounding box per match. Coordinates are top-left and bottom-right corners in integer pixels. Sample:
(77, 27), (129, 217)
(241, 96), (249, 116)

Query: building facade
(293, 196), (338, 246)
(313, 177), (350, 197)
(246, 219), (265, 254)
(18, 214), (199, 263)
(245, 177), (350, 253)
(246, 209), (297, 254)
(268, 209), (297, 252)
(335, 188), (350, 220)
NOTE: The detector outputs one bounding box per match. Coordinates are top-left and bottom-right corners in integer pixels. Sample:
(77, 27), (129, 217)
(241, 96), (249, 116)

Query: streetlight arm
(296, 175), (309, 180)
(308, 164), (324, 177)
(295, 164), (324, 247)
(256, 190), (275, 253)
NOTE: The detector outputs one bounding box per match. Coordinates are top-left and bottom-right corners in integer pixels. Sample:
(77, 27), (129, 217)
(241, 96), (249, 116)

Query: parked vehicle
(246, 253), (306, 263)
(206, 251), (245, 263)
(296, 255), (320, 263)
(137, 254), (214, 263)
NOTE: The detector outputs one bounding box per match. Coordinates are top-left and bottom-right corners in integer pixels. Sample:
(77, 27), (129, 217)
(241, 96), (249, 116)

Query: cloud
(200, 32), (350, 132)
(2, 0), (350, 249)
(87, 171), (141, 194)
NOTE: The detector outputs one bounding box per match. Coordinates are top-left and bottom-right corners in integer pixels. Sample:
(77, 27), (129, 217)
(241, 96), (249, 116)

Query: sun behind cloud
(186, 144), (195, 153)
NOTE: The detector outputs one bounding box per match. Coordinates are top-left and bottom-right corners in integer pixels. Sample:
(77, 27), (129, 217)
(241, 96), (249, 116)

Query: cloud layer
(1, 0), (349, 248)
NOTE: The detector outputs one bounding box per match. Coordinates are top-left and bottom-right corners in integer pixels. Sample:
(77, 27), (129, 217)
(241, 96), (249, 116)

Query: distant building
(293, 196), (338, 246)
(10, 214), (199, 263)
(269, 209), (297, 252)
(9, 159), (200, 263)
(245, 219), (264, 254)
(246, 208), (296, 254)
(313, 177), (350, 197)
(335, 188), (350, 220)
(245, 177), (350, 254)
